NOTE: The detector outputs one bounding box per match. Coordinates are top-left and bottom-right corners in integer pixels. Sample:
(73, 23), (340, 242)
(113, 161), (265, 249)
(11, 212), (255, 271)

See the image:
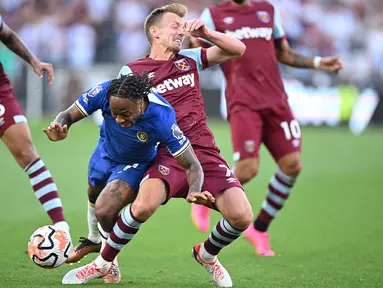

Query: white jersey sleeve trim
(148, 92), (170, 107)
(75, 100), (89, 117)
(171, 140), (191, 158)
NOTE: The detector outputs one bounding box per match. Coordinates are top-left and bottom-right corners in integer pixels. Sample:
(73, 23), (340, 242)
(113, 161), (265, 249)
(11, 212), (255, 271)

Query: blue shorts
(88, 143), (150, 193)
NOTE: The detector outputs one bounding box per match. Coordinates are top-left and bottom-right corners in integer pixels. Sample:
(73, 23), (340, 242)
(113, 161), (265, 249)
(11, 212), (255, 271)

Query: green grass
(1, 120), (382, 288)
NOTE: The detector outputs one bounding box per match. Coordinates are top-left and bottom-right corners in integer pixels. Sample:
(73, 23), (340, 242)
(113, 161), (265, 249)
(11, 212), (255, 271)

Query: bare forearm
(203, 29), (245, 57)
(176, 146), (204, 192)
(0, 29), (36, 66)
(278, 49), (315, 68)
(186, 164), (204, 193)
(54, 111), (73, 128)
(53, 104), (86, 129)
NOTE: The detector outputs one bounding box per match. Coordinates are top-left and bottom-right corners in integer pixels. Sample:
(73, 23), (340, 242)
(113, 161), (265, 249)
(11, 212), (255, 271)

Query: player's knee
(228, 208), (253, 231)
(234, 158), (259, 184)
(12, 142), (39, 169)
(279, 155), (302, 178)
(95, 205), (116, 233)
(131, 201), (158, 222)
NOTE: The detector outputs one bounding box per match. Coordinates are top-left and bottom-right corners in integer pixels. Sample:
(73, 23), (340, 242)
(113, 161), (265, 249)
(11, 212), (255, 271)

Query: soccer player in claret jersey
(190, 0), (343, 256)
(0, 16), (70, 234)
(63, 3), (252, 287)
(44, 72), (210, 284)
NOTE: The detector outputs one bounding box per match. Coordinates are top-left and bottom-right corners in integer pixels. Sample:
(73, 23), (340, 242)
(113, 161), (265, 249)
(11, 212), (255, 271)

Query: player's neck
(229, 0), (252, 7)
(149, 45), (177, 61)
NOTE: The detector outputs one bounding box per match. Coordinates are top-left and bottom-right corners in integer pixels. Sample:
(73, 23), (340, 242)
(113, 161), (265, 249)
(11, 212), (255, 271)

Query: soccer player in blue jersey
(44, 72), (211, 282)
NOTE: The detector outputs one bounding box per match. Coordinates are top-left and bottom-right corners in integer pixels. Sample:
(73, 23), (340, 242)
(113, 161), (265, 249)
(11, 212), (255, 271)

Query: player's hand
(185, 19), (209, 38)
(320, 56), (343, 73)
(32, 59), (54, 84)
(43, 122), (68, 141)
(186, 191), (215, 205)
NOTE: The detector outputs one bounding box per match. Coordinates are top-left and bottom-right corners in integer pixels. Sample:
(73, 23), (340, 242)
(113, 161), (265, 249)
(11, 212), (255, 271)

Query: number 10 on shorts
(281, 120), (301, 140)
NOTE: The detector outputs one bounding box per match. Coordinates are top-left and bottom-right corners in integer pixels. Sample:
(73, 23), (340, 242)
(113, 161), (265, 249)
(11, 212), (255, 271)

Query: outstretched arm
(0, 20), (54, 83)
(43, 103), (86, 142)
(275, 38), (343, 73)
(175, 145), (214, 205)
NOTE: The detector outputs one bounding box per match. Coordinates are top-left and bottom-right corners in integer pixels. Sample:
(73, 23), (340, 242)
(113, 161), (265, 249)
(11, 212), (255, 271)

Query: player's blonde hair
(144, 3), (187, 43)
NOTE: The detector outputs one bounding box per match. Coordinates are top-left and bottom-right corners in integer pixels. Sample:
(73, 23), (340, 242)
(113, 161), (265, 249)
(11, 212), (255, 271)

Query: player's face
(109, 96), (144, 128)
(157, 12), (185, 52)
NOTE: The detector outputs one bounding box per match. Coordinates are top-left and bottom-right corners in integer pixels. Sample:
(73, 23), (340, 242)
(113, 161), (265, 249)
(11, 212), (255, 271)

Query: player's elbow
(236, 41), (246, 58)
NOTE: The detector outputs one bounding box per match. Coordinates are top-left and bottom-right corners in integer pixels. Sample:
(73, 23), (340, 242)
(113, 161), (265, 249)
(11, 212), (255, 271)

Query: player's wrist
(313, 56), (322, 69)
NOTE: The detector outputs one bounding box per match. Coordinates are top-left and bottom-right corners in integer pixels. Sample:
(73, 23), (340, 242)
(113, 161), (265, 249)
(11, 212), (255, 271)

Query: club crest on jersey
(158, 165), (170, 176)
(88, 85), (103, 97)
(223, 17), (234, 25)
(244, 140), (255, 153)
(174, 58), (190, 71)
(257, 11), (270, 23)
(137, 131), (148, 142)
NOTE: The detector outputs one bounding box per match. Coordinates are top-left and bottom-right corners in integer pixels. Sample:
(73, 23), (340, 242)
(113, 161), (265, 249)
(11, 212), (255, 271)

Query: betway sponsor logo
(152, 73), (195, 94)
(225, 27), (273, 41)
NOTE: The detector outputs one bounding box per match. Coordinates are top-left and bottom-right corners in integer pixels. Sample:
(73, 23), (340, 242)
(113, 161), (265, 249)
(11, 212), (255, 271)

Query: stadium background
(0, 1), (382, 287)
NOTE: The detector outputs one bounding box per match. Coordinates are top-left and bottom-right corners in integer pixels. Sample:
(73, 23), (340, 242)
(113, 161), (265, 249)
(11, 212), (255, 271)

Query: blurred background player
(0, 14), (70, 233)
(189, 0), (343, 256)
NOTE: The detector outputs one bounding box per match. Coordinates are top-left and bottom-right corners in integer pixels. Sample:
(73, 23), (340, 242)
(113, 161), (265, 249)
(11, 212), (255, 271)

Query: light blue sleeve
(157, 108), (190, 157)
(273, 5), (285, 39)
(179, 48), (204, 73)
(199, 8), (215, 46)
(75, 81), (111, 116)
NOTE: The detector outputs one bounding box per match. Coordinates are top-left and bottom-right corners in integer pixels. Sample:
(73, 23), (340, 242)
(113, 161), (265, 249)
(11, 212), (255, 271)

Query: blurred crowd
(1, 0), (382, 92)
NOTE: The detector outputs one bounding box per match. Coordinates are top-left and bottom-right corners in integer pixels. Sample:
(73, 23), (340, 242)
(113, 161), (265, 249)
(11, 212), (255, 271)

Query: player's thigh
(263, 103), (302, 162)
(1, 99), (36, 168)
(95, 159), (149, 226)
(131, 178), (168, 221)
(143, 153), (188, 203)
(215, 187), (253, 230)
(196, 149), (243, 208)
(95, 178), (136, 231)
(88, 144), (110, 188)
(229, 110), (263, 162)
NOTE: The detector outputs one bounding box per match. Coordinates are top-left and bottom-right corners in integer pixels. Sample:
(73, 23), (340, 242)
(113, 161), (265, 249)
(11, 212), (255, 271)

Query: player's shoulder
(178, 48), (202, 62)
(254, 0), (276, 9)
(148, 91), (172, 112)
(120, 57), (151, 75)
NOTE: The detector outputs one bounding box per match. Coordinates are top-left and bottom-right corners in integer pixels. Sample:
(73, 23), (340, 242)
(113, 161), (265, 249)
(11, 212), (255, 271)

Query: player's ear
(150, 26), (159, 39)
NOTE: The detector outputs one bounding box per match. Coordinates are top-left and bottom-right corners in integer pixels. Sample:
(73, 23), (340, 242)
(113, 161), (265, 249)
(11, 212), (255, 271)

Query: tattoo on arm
(176, 145), (204, 193)
(53, 103), (86, 128)
(276, 39), (314, 68)
(0, 22), (35, 66)
(287, 50), (314, 68)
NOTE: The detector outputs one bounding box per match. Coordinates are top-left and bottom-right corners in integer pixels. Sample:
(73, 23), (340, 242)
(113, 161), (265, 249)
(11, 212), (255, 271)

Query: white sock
(200, 243), (216, 262)
(54, 221), (70, 234)
(97, 222), (110, 252)
(87, 202), (101, 243)
(94, 255), (112, 269)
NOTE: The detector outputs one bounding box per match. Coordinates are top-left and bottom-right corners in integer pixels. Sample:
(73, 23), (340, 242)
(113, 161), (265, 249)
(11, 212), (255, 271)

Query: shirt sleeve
(179, 48), (209, 71)
(0, 15), (3, 32)
(75, 81), (111, 116)
(273, 4), (286, 40)
(118, 65), (133, 78)
(198, 8), (215, 47)
(157, 109), (190, 157)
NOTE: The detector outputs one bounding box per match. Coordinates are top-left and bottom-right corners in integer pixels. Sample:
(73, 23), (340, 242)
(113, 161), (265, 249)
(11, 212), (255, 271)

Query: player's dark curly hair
(106, 72), (153, 102)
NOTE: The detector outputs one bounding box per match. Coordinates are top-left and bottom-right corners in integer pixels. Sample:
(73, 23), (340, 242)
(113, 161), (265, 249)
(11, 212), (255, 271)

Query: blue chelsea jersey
(75, 81), (190, 163)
